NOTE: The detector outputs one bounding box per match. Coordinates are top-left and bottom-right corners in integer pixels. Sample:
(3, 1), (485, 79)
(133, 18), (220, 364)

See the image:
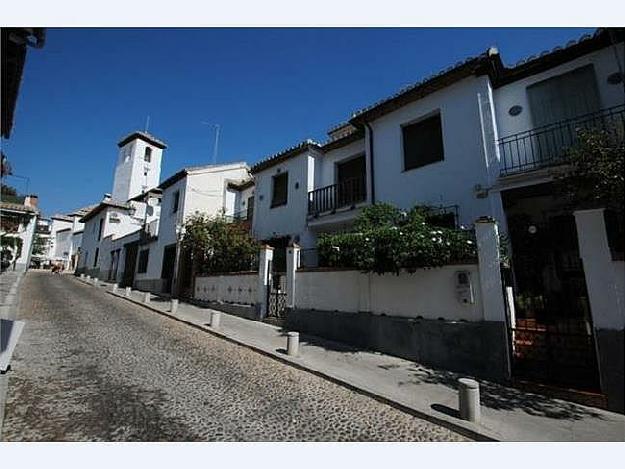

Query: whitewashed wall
(194, 273), (258, 305)
(368, 75), (500, 229)
(494, 46), (625, 141)
(315, 138), (366, 188)
(112, 138), (164, 202)
(252, 148), (321, 249)
(142, 163), (249, 285)
(294, 264), (483, 321)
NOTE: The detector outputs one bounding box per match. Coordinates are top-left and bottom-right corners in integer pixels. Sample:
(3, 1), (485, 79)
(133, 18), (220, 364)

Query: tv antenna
(201, 121), (220, 165)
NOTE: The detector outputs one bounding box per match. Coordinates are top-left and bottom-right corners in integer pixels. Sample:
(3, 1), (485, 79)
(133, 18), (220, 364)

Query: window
(246, 196), (254, 220)
(527, 65), (599, 127)
(97, 218), (104, 241)
(144, 147), (152, 163)
(402, 113), (445, 171)
(426, 211), (457, 229)
(93, 248), (99, 267)
(138, 249), (149, 273)
(172, 190), (180, 213)
(271, 172), (288, 208)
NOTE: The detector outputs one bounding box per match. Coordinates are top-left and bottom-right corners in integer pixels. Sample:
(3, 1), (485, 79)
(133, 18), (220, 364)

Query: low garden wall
(294, 264), (483, 321)
(194, 272), (258, 306)
(285, 310), (509, 382)
(288, 263), (510, 381)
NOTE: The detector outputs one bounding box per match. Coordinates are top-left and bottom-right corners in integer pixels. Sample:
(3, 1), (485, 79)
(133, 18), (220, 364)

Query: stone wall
(286, 309), (510, 382)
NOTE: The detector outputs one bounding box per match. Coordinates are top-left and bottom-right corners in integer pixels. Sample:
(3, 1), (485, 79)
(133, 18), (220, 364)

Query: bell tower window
(144, 147), (152, 162)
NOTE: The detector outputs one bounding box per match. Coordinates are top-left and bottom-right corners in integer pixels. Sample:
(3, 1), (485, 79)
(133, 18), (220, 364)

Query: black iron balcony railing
(498, 105), (625, 176)
(224, 209), (250, 223)
(308, 176), (367, 216)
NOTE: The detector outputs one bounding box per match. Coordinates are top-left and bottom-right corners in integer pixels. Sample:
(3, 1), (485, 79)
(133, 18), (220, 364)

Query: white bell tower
(111, 131), (166, 202)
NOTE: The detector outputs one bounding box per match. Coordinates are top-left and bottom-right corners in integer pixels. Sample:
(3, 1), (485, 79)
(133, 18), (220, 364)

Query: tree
(1, 183), (17, 196)
(1, 234), (23, 270)
(556, 128), (624, 212)
(32, 232), (49, 256)
(180, 212), (259, 275)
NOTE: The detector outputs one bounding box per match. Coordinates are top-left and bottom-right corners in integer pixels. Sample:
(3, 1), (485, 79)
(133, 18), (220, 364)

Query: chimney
(24, 194), (38, 208)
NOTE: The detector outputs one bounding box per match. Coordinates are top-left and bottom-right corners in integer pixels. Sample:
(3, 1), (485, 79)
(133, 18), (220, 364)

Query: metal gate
(509, 318), (600, 391)
(266, 271), (287, 323)
(504, 212), (601, 392)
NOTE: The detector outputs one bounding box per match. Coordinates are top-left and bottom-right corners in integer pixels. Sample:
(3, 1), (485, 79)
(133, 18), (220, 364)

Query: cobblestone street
(1, 272), (466, 441)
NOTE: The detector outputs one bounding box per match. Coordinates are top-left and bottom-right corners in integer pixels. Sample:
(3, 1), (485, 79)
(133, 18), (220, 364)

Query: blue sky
(3, 27), (595, 216)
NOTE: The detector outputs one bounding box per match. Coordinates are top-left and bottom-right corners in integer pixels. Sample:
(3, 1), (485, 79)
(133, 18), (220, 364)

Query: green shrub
(318, 203), (476, 274)
(181, 212), (259, 274)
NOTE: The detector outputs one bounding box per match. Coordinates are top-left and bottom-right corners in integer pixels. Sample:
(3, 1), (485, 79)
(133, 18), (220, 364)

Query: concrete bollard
(80, 273), (85, 279)
(287, 332), (300, 356)
(125, 286), (132, 297)
(112, 283), (118, 293)
(143, 292), (151, 304)
(92, 277), (99, 287)
(210, 311), (221, 329)
(171, 299), (179, 314)
(458, 378), (480, 423)
(86, 275), (91, 281)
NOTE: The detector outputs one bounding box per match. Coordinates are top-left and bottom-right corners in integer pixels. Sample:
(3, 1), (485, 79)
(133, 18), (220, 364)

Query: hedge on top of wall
(317, 203), (477, 274)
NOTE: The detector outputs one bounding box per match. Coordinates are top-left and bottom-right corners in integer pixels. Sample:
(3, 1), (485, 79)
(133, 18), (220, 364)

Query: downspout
(364, 122), (376, 204)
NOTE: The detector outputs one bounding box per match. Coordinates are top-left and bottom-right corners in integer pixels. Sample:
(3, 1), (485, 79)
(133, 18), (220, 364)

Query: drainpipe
(364, 122), (376, 204)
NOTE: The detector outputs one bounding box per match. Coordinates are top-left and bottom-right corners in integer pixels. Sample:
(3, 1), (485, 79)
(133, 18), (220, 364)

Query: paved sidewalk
(80, 275), (625, 442)
(1, 270), (25, 437)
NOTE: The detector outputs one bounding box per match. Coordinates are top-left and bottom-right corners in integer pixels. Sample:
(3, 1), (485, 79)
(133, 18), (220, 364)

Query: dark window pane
(527, 65), (600, 127)
(144, 147), (152, 162)
(172, 190), (180, 213)
(271, 173), (288, 207)
(247, 196), (254, 220)
(402, 114), (445, 171)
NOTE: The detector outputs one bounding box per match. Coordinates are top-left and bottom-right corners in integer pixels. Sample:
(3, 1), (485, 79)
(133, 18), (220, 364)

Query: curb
(74, 276), (498, 441)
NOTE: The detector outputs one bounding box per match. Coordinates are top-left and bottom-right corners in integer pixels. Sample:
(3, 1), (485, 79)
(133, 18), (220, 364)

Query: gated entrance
(503, 184), (601, 392)
(120, 241), (138, 288)
(265, 260), (287, 324)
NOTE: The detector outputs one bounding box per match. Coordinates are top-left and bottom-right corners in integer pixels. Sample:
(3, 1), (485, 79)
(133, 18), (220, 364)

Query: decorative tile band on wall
(195, 273), (258, 306)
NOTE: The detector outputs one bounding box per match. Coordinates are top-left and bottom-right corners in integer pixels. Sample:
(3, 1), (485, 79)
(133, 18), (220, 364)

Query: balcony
(498, 105), (625, 177)
(224, 209), (251, 223)
(308, 176), (367, 217)
(36, 226), (51, 235)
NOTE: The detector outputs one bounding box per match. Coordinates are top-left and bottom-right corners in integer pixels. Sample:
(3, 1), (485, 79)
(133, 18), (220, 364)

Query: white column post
(574, 209), (623, 331)
(258, 245), (274, 319)
(574, 208), (624, 412)
(458, 378), (481, 423)
(286, 243), (300, 309)
(210, 311), (221, 329)
(287, 332), (300, 356)
(475, 217), (506, 323)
